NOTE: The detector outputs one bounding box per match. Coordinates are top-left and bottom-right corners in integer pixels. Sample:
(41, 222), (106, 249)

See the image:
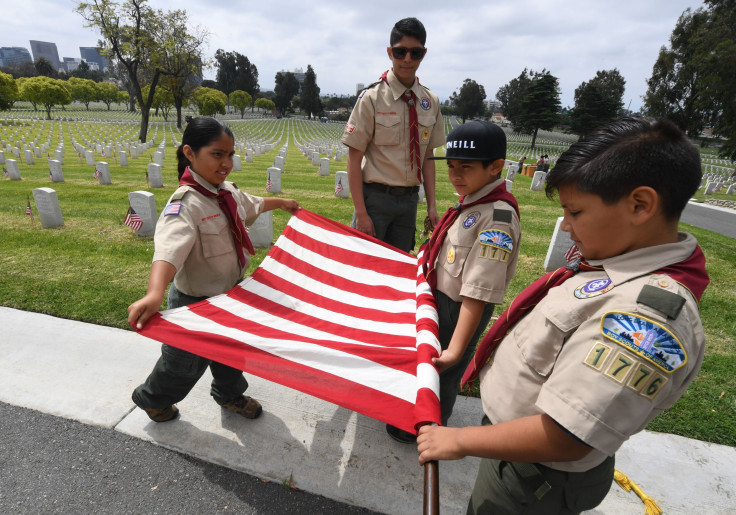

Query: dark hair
(390, 18), (427, 46)
(545, 117), (701, 220)
(176, 117), (234, 179)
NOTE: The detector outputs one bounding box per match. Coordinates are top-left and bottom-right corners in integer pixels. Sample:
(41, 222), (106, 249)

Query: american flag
(145, 171), (149, 187)
(26, 197), (34, 221)
(93, 169), (102, 179)
(564, 243), (583, 264)
(124, 206), (143, 231)
(140, 209), (441, 433)
(266, 172), (272, 192)
(335, 177), (344, 196)
(2, 167), (7, 178)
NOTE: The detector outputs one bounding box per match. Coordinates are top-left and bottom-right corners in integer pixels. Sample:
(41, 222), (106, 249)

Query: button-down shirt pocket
(374, 113), (402, 146)
(199, 216), (231, 259)
(514, 300), (585, 377)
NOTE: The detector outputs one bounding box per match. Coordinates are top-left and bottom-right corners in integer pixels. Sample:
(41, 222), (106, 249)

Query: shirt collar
(386, 68), (422, 101)
(187, 167), (219, 194)
(590, 232), (698, 285)
(462, 177), (506, 204)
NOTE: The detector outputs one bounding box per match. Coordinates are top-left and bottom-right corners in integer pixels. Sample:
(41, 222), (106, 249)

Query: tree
(254, 97), (275, 115)
(70, 60), (104, 82)
(141, 84), (174, 120)
(214, 50), (260, 101)
(191, 87), (226, 116)
(274, 71), (299, 116)
(450, 78), (486, 123)
(76, 0), (187, 142)
(569, 69), (625, 136)
(68, 77), (99, 110)
(20, 76), (71, 119)
(230, 90), (253, 118)
(643, 1), (736, 158)
(498, 69), (560, 149)
(35, 57), (58, 78)
(299, 65), (322, 118)
(0, 72), (19, 110)
(97, 81), (122, 110)
(234, 53), (259, 100)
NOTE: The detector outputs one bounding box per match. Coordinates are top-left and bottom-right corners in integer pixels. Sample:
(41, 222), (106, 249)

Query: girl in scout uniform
(128, 117), (299, 423)
(417, 118), (710, 514)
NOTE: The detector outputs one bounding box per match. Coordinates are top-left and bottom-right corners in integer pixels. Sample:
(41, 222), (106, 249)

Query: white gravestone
(334, 171), (350, 198)
(153, 151), (164, 166)
(24, 149), (34, 165)
(147, 163), (163, 188)
(119, 151), (128, 166)
(96, 162), (112, 185)
(249, 210), (273, 248)
(232, 154), (242, 171)
(6, 159), (21, 180)
(128, 191), (157, 237)
(245, 149), (253, 162)
(311, 152), (320, 166)
(505, 179), (513, 192)
(54, 149), (64, 164)
(130, 146), (138, 159)
(319, 157), (330, 176)
(506, 167), (517, 182)
(34, 147), (42, 158)
(0, 150), (5, 165)
(727, 184), (736, 195)
(32, 187), (64, 228)
(266, 167), (282, 194)
(334, 150), (342, 162)
(274, 156), (285, 170)
(85, 150), (95, 165)
(544, 216), (575, 272)
(48, 160), (64, 182)
(530, 171), (546, 191)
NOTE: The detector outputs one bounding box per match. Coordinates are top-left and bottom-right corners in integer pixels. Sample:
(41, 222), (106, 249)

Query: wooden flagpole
(423, 461), (439, 514)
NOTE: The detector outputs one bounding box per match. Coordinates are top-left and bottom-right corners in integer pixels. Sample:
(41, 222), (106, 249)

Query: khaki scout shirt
(479, 233), (705, 472)
(341, 68), (444, 187)
(435, 178), (521, 304)
(152, 170), (264, 298)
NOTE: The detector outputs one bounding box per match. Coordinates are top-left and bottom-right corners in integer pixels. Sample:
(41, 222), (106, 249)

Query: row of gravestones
(28, 186), (573, 270)
(505, 159), (547, 192)
(27, 187), (276, 247)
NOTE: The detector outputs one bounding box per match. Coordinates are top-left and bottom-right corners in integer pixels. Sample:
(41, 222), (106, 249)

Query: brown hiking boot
(217, 395), (263, 419)
(142, 405), (180, 422)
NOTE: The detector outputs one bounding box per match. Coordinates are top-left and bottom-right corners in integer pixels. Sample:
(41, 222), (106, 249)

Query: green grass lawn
(1, 113), (734, 446)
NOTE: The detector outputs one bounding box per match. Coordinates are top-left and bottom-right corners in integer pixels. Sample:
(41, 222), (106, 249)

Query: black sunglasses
(391, 46), (426, 60)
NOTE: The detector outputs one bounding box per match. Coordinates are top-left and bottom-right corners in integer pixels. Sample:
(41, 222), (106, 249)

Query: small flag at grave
(2, 167), (7, 178)
(266, 172), (272, 192)
(335, 177), (343, 196)
(94, 169), (102, 179)
(26, 196), (34, 221)
(49, 170), (53, 180)
(145, 171), (149, 187)
(564, 244), (582, 264)
(124, 206), (143, 231)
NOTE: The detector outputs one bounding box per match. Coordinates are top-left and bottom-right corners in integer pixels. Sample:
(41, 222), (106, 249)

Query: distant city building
(0, 46), (33, 68)
(79, 47), (109, 71)
(63, 57), (100, 73)
(485, 99), (501, 114)
(356, 83), (365, 95)
(279, 67), (306, 92)
(29, 40), (62, 71)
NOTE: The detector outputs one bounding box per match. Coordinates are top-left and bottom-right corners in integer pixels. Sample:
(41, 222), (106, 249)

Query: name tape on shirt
(600, 311), (686, 373)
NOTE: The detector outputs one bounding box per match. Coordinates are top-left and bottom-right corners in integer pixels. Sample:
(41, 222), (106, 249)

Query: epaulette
(170, 187), (189, 202)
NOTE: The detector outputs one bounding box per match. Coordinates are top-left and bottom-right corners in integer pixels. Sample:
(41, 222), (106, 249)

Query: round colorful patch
(420, 97), (431, 110)
(422, 128), (430, 141)
(463, 211), (480, 229)
(574, 278), (614, 299)
(447, 246), (456, 264)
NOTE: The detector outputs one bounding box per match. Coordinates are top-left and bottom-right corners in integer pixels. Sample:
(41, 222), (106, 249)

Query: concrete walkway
(1, 306), (734, 514)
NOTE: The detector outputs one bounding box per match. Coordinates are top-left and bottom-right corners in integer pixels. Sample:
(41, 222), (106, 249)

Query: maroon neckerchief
(380, 70), (422, 183)
(460, 244), (710, 388)
(179, 167), (255, 268)
(421, 181), (519, 292)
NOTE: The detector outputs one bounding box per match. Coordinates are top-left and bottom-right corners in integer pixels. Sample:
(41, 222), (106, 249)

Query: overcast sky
(3, 0), (704, 110)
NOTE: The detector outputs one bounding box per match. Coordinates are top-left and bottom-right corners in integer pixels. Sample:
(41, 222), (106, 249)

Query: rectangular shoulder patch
(492, 209), (512, 223)
(637, 285), (686, 319)
(163, 203), (182, 216)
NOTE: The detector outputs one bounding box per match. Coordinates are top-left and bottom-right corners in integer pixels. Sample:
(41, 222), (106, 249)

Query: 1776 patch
(420, 97), (431, 110)
(463, 211), (481, 229)
(575, 278), (614, 299)
(600, 312), (686, 373)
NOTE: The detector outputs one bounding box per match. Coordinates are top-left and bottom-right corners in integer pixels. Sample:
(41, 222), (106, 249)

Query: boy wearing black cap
(386, 121), (521, 442)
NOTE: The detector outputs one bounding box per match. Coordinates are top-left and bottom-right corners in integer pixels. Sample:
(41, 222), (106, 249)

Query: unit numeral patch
(583, 342), (668, 400)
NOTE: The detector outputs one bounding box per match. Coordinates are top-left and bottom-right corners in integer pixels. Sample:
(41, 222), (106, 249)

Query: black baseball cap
(430, 120), (506, 161)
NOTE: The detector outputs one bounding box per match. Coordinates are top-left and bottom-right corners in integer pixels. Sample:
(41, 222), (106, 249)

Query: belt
(364, 182), (419, 196)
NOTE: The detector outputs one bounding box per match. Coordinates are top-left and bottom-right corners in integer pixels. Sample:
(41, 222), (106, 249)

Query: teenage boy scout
(342, 17), (445, 253)
(417, 117), (710, 514)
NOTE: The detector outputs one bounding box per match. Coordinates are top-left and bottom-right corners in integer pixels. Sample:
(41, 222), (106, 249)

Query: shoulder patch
(600, 311), (686, 373)
(478, 229), (513, 252)
(574, 278), (614, 299)
(462, 211), (480, 229)
(163, 203), (182, 216)
(637, 284), (686, 319)
(493, 209), (513, 223)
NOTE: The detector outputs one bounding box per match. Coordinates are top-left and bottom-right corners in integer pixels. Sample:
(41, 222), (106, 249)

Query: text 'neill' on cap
(430, 120), (506, 162)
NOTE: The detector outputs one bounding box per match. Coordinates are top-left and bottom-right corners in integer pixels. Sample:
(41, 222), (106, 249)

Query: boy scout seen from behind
(341, 17), (445, 254)
(417, 117), (710, 514)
